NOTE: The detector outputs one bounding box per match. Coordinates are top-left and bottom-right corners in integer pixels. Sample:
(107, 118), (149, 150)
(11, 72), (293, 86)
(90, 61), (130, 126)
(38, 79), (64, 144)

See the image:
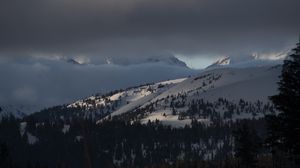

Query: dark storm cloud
(0, 0), (298, 110)
(0, 0), (299, 58)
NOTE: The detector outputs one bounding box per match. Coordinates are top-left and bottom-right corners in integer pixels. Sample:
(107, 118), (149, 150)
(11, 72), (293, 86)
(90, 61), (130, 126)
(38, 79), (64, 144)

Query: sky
(0, 59), (197, 110)
(0, 0), (299, 62)
(0, 0), (299, 110)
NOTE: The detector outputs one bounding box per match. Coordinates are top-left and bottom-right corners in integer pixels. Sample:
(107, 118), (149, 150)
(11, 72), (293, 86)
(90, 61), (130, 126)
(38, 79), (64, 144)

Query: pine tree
(234, 123), (261, 168)
(269, 37), (300, 165)
(0, 143), (10, 168)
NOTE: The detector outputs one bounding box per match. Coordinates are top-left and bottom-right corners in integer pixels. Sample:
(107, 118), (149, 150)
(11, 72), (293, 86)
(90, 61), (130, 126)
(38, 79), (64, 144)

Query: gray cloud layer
(0, 0), (299, 59)
(0, 59), (196, 109)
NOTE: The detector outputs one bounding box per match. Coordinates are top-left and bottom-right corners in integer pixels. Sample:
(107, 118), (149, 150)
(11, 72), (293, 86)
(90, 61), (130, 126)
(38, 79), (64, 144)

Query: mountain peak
(66, 58), (82, 65)
(105, 58), (114, 65)
(146, 55), (188, 67)
(101, 55), (188, 68)
(206, 56), (231, 69)
(62, 57), (88, 65)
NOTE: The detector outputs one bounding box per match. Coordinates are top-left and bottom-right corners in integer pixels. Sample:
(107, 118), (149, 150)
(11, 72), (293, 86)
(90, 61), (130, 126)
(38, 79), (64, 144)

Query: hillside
(1, 61), (284, 168)
(29, 64), (280, 127)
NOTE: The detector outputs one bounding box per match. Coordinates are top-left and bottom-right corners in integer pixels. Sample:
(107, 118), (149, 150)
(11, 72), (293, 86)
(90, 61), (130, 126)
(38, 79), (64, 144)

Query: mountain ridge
(27, 63), (281, 127)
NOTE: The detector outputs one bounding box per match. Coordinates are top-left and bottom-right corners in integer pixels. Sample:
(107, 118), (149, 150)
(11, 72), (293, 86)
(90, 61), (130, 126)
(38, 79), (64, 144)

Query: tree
(234, 123), (261, 168)
(0, 143), (11, 168)
(269, 37), (300, 165)
(265, 115), (286, 168)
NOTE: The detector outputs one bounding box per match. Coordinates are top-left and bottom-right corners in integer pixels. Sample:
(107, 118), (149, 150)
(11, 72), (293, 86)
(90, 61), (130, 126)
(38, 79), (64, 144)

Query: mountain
(30, 63), (280, 127)
(102, 54), (188, 68)
(30, 78), (187, 121)
(206, 56), (231, 69)
(0, 55), (197, 118)
(252, 49), (289, 60)
(206, 54), (285, 70)
(65, 58), (84, 65)
(0, 104), (41, 119)
(100, 65), (280, 127)
(62, 54), (188, 68)
(2, 60), (283, 168)
(58, 57), (88, 65)
(145, 55), (188, 67)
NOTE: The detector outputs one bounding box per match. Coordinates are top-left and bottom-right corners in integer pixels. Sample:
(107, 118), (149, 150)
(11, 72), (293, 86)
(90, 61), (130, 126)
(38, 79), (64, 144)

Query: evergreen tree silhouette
(269, 36), (300, 165)
(234, 123), (261, 168)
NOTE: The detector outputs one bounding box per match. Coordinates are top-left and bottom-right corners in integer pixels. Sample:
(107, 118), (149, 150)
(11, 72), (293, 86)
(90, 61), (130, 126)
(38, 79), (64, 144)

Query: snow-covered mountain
(61, 54), (188, 67)
(30, 62), (281, 127)
(206, 57), (231, 69)
(99, 65), (280, 126)
(206, 54), (284, 70)
(65, 58), (84, 65)
(0, 54), (198, 118)
(101, 54), (188, 67)
(0, 105), (41, 119)
(145, 56), (188, 67)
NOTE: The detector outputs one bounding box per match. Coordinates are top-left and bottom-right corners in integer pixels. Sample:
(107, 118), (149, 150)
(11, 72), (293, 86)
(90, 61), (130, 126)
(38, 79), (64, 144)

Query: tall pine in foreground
(269, 37), (300, 165)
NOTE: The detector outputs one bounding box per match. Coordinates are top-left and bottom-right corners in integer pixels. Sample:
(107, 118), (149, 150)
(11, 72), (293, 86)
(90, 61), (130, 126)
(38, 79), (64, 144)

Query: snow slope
(31, 63), (281, 127)
(106, 78), (187, 118)
(206, 57), (231, 69)
(145, 66), (279, 103)
(94, 64), (280, 126)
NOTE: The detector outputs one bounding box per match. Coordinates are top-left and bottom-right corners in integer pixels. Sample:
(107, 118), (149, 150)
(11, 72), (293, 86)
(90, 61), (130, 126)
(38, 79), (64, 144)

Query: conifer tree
(269, 36), (300, 165)
(0, 143), (10, 168)
(234, 123), (261, 168)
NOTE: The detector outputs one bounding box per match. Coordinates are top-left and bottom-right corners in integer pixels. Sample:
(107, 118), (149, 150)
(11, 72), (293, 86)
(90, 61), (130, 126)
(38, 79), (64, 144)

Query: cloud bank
(0, 0), (299, 59)
(0, 59), (196, 109)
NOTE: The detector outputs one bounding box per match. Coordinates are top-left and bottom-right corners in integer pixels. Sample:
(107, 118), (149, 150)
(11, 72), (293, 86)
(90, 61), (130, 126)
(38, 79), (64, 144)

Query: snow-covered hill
(63, 78), (187, 120)
(24, 55), (282, 127)
(98, 65), (280, 126)
(28, 63), (278, 127)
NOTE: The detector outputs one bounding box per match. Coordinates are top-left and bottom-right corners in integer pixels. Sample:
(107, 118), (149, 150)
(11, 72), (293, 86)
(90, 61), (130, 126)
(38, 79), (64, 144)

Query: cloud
(0, 0), (299, 59)
(0, 58), (197, 108)
(0, 0), (298, 110)
(12, 87), (37, 104)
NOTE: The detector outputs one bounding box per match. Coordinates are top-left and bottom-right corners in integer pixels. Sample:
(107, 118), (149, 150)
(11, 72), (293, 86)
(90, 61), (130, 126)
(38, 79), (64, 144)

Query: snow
(177, 152), (185, 160)
(192, 66), (280, 102)
(109, 92), (124, 101)
(141, 110), (210, 128)
(151, 66), (280, 104)
(137, 66), (280, 126)
(157, 78), (187, 85)
(96, 78), (187, 121)
(19, 122), (27, 136)
(123, 89), (152, 102)
(206, 55), (283, 70)
(206, 56), (231, 69)
(19, 122), (39, 145)
(147, 114), (191, 128)
(27, 132), (39, 145)
(62, 124), (70, 134)
(131, 150), (136, 163)
(75, 64), (281, 127)
(75, 136), (83, 142)
(109, 91), (161, 118)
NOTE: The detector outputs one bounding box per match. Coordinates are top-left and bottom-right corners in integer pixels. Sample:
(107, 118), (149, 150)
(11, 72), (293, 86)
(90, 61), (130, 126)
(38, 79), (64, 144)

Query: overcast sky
(0, 59), (197, 110)
(0, 0), (299, 63)
(0, 0), (299, 110)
